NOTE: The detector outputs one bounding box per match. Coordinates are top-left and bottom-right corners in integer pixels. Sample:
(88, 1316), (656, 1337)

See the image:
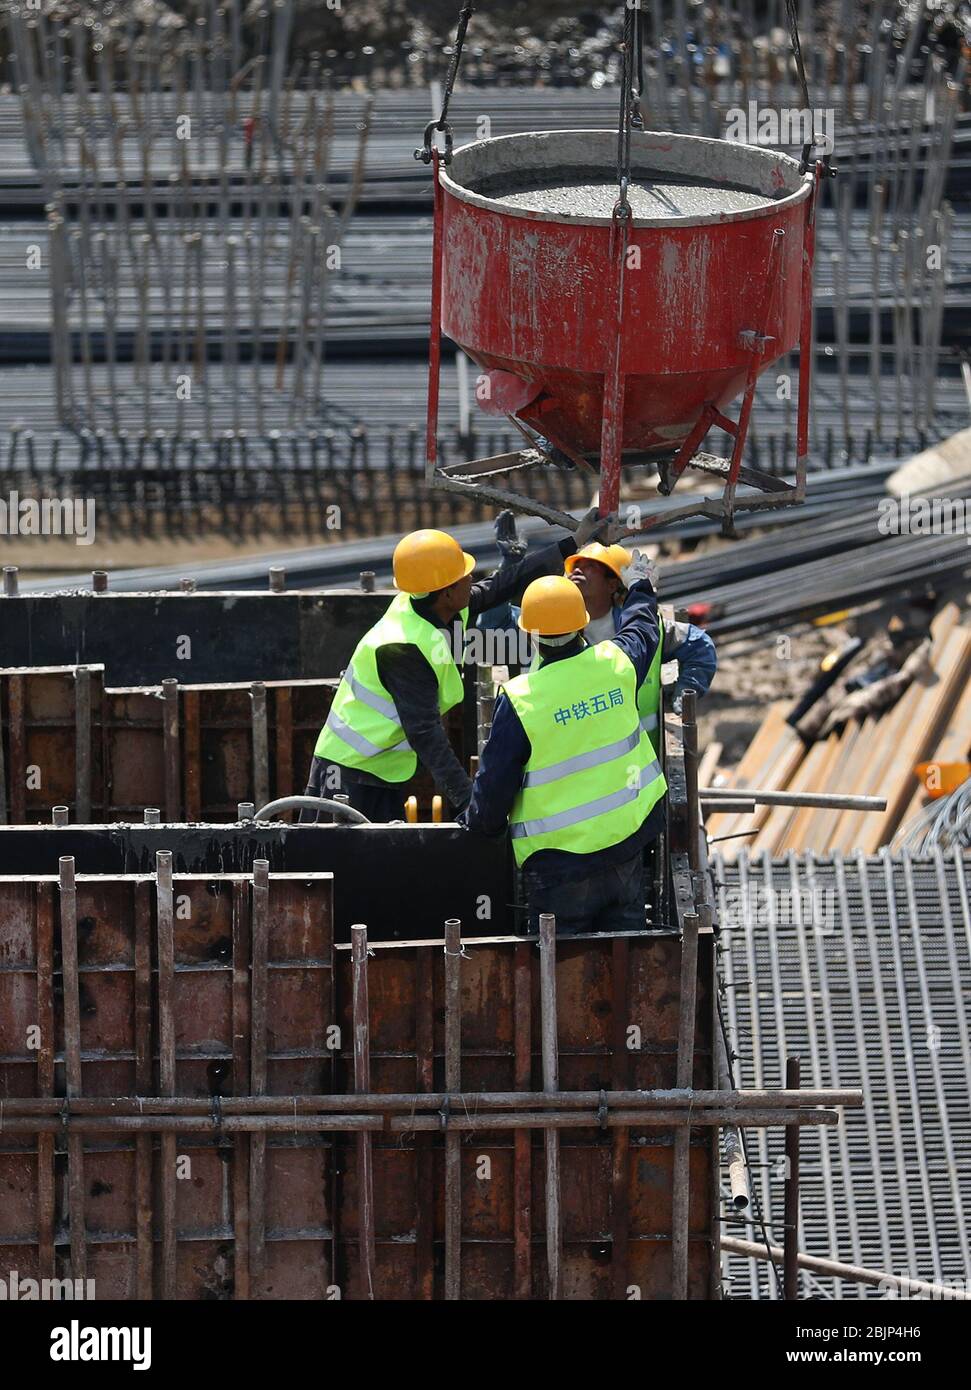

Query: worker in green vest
(564, 541), (717, 747)
(462, 555), (668, 933)
(306, 512), (609, 821)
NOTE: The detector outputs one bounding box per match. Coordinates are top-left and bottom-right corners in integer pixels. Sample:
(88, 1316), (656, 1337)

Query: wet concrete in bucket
(472, 167), (782, 218)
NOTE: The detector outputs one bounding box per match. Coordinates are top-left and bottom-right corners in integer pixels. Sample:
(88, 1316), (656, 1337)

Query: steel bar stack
(8, 2), (371, 440)
(0, 3), (967, 542)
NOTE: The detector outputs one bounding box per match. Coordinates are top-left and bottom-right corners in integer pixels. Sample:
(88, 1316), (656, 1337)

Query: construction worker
(565, 542), (717, 736)
(462, 554), (668, 934)
(305, 510), (611, 821)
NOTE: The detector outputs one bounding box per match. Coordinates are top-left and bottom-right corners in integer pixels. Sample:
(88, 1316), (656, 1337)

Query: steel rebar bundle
(894, 777), (971, 850)
(8, 3), (371, 439)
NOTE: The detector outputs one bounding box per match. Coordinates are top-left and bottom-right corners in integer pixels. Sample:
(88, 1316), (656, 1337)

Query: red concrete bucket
(433, 129), (817, 515)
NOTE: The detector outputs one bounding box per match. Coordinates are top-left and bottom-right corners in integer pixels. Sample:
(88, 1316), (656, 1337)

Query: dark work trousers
(524, 851), (647, 935)
(300, 755), (406, 824)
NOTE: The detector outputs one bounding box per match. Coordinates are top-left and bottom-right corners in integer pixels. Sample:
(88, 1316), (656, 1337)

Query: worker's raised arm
(468, 506), (610, 621)
(662, 620), (718, 705)
(468, 535), (576, 620)
(609, 552), (661, 688)
(376, 644), (473, 812)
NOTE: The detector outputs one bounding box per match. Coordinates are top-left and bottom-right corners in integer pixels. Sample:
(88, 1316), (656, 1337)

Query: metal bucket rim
(440, 128), (814, 229)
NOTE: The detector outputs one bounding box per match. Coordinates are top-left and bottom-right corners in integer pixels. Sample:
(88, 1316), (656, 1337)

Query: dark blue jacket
(461, 580), (667, 886)
(610, 606), (716, 706)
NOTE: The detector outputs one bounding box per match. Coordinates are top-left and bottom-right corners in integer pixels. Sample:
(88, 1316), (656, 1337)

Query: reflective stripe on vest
(324, 710), (412, 760)
(314, 594), (467, 783)
(504, 640), (667, 867)
(523, 728), (641, 789)
(511, 756), (663, 839)
(344, 665), (400, 724)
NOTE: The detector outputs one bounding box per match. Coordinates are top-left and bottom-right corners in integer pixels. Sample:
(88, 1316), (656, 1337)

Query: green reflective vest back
(504, 641), (667, 867)
(531, 616), (666, 755)
(638, 625), (665, 756)
(315, 594), (467, 784)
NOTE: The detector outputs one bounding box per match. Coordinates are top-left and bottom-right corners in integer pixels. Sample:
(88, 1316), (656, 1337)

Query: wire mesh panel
(715, 847), (971, 1299)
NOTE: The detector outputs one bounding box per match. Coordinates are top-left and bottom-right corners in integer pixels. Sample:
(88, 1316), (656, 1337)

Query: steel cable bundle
(895, 780), (971, 851)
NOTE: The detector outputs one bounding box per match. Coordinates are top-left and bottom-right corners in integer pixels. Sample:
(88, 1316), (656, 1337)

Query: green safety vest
(504, 640), (667, 868)
(315, 593), (468, 784)
(638, 626), (665, 756)
(531, 616), (666, 754)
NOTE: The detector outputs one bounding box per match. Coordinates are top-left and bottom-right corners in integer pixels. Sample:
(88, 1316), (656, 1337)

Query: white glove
(621, 549), (658, 591)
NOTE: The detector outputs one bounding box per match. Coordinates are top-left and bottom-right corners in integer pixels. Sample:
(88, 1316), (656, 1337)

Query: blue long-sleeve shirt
(461, 579), (667, 886)
(616, 608), (717, 704)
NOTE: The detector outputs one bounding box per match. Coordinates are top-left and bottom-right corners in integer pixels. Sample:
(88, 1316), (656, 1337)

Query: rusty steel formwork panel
(0, 866), (336, 1299)
(0, 667), (469, 824)
(0, 666), (334, 823)
(0, 861), (716, 1300)
(0, 591), (392, 687)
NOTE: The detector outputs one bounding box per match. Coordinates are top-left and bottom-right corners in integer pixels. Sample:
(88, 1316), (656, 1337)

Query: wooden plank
(705, 705), (799, 844)
(35, 883), (56, 1282)
(73, 666), (93, 822)
(9, 673), (26, 822)
(161, 680), (181, 821)
(513, 940), (532, 1300)
(231, 880), (251, 1300)
(833, 614), (966, 850)
(251, 683), (270, 811)
(133, 881), (154, 1299)
(778, 733), (844, 852)
(610, 936), (631, 1300)
(156, 850), (177, 1299)
(182, 690), (202, 821)
(539, 914), (561, 1300)
(274, 686), (294, 800)
(828, 679), (922, 852)
(750, 733), (832, 855)
(672, 909), (700, 1301)
(862, 627), (971, 851)
(443, 917), (463, 1301)
(351, 923), (377, 1300)
(697, 740), (723, 789)
(248, 860), (269, 1296)
(0, 674), (6, 823)
(702, 705), (783, 840)
(800, 722), (863, 852)
(415, 943), (435, 1300)
(710, 725), (806, 858)
(59, 856), (87, 1281)
(898, 677), (971, 830)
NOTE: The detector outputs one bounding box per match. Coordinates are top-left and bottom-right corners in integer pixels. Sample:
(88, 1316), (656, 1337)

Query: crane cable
(784, 0), (820, 171)
(415, 3), (475, 165)
(615, 0), (641, 216)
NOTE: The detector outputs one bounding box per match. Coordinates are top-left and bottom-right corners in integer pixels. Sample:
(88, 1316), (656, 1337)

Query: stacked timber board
(707, 604), (971, 860)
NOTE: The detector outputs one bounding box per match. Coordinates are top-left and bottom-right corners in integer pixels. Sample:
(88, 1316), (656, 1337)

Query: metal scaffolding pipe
(0, 1088), (860, 1116)
(701, 787), (888, 811)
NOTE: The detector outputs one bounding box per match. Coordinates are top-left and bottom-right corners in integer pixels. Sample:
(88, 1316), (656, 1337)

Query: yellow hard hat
(518, 576), (590, 636)
(564, 541), (632, 582)
(393, 529), (476, 594)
